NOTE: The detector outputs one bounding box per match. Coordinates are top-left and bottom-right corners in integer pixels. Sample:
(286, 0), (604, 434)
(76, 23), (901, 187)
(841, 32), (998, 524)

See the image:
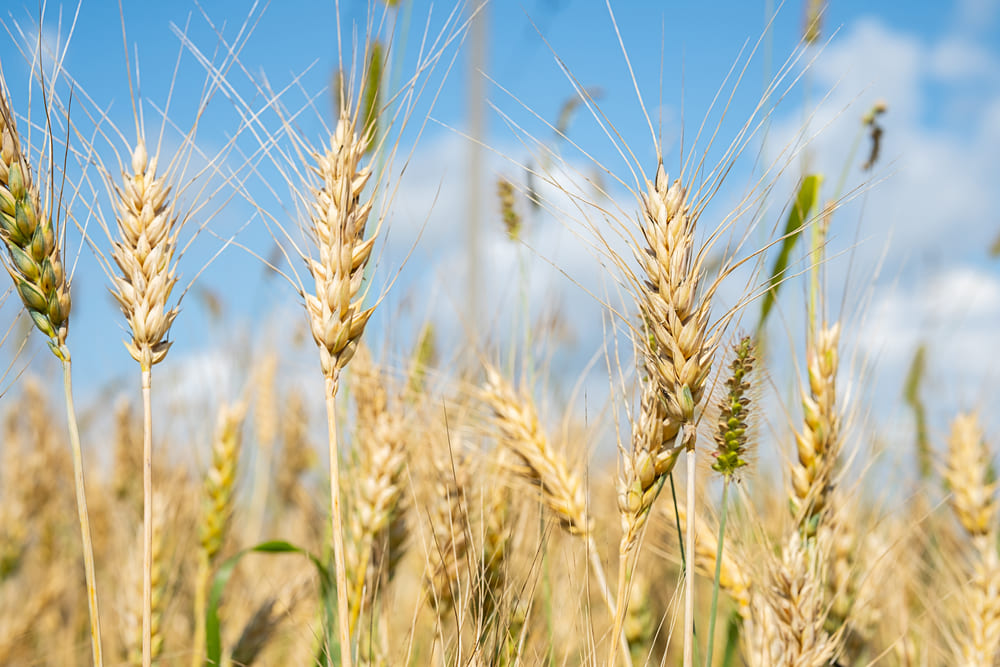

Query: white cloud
(929, 38), (999, 81)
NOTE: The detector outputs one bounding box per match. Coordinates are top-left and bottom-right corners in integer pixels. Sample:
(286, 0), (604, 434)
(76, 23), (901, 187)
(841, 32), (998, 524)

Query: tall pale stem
(142, 367), (153, 667)
(190, 555), (209, 667)
(62, 357), (104, 667)
(325, 375), (353, 667)
(600, 539), (633, 667)
(683, 445), (696, 667)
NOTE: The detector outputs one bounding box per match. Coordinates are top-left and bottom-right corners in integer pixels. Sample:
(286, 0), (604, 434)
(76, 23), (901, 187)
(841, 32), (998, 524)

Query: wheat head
(0, 89), (71, 359)
(109, 140), (180, 369)
(618, 164), (721, 553)
(305, 110), (376, 383)
(483, 365), (591, 536)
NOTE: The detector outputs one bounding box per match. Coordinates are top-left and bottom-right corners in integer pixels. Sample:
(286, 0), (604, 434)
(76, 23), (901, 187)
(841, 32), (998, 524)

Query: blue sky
(2, 0), (999, 472)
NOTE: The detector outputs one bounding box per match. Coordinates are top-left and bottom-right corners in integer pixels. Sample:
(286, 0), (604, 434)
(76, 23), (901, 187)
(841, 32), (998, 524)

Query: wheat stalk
(0, 80), (104, 666)
(614, 164), (722, 667)
(124, 491), (168, 666)
(302, 105), (379, 667)
(102, 135), (187, 667)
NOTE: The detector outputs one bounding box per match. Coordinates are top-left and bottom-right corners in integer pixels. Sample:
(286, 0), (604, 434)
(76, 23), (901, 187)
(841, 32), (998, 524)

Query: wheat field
(0, 1), (998, 666)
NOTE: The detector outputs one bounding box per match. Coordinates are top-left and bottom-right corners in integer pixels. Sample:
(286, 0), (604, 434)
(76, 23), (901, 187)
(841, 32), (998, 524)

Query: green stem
(670, 473), (686, 566)
(721, 610), (741, 667)
(705, 479), (731, 667)
(62, 356), (104, 666)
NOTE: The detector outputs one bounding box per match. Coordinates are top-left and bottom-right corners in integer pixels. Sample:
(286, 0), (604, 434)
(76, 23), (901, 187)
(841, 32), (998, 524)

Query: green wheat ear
(0, 93), (71, 360)
(712, 336), (755, 478)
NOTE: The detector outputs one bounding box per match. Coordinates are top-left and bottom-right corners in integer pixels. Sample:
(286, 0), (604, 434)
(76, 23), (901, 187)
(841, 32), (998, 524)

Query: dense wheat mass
(1, 2), (998, 666)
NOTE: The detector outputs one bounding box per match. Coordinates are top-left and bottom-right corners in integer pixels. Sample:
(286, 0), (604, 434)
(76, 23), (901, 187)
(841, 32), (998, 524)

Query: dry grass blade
(425, 455), (471, 617)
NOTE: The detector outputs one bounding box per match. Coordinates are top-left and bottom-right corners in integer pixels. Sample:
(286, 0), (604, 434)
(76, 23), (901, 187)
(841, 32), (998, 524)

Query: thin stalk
(670, 473), (686, 565)
(608, 552), (629, 667)
(325, 375), (353, 667)
(721, 611), (740, 667)
(587, 537), (632, 667)
(705, 480), (731, 667)
(62, 356), (104, 667)
(141, 366), (153, 667)
(683, 445), (696, 667)
(191, 554), (209, 667)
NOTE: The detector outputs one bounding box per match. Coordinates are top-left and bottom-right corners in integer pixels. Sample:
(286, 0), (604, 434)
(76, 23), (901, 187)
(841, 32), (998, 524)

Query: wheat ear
(614, 164), (720, 667)
(345, 346), (408, 635)
(0, 84), (104, 665)
(305, 107), (377, 667)
(790, 323), (841, 533)
(191, 402), (246, 667)
(944, 413), (1000, 665)
(743, 530), (842, 667)
(482, 365), (631, 666)
(107, 137), (183, 667)
(685, 505), (752, 616)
